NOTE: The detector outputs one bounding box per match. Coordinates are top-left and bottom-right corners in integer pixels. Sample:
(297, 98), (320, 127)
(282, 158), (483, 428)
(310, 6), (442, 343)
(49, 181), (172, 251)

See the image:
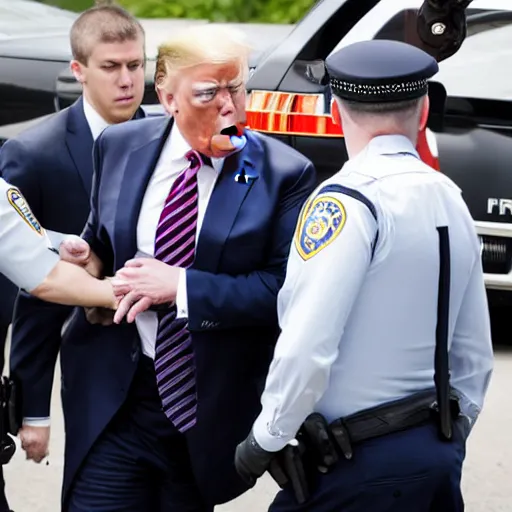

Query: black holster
(0, 377), (19, 465)
(268, 440), (310, 505)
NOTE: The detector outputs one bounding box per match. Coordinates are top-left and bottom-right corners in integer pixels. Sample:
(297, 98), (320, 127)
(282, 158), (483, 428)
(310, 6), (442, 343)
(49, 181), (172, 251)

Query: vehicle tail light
(417, 128), (440, 171)
(246, 90), (440, 169)
(246, 91), (343, 137)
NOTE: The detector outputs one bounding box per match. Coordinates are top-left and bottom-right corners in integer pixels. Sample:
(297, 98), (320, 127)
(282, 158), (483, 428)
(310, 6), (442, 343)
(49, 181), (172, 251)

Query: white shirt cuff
(45, 230), (76, 251)
(252, 412), (294, 453)
(23, 417), (51, 428)
(176, 268), (188, 319)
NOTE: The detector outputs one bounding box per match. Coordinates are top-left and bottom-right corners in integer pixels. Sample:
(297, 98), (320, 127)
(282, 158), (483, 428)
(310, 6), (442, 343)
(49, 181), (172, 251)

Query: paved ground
(3, 334), (511, 511)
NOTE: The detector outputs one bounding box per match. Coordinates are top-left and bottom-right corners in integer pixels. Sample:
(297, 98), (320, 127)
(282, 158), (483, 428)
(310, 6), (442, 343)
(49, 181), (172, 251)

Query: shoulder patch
(295, 195), (346, 260)
(6, 188), (44, 235)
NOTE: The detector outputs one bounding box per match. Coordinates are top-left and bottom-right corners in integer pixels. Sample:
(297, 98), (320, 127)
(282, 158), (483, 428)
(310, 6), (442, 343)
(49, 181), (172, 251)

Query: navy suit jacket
(60, 116), (316, 506)
(0, 97), (145, 419)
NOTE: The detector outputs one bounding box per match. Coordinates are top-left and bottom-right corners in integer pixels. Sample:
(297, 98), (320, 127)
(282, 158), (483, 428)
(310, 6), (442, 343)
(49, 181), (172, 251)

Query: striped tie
(153, 149), (204, 433)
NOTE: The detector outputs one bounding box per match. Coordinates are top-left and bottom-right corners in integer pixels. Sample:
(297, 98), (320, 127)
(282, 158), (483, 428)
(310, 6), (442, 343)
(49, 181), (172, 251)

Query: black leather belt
(329, 389), (460, 459)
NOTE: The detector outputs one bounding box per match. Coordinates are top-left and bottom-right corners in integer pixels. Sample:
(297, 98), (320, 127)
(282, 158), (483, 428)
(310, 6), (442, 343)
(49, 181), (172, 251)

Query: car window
(372, 8), (512, 101)
(0, 0), (76, 36)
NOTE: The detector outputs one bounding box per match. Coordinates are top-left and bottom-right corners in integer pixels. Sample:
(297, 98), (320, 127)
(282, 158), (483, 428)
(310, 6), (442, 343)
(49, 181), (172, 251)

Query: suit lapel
(194, 131), (262, 272)
(65, 99), (147, 198)
(65, 98), (94, 196)
(114, 117), (173, 268)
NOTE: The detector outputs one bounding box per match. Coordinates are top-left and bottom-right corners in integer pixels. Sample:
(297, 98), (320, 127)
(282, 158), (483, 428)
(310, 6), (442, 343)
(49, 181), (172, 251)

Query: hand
(59, 236), (90, 265)
(234, 430), (275, 488)
(111, 258), (180, 323)
(19, 425), (50, 463)
(60, 237), (103, 278)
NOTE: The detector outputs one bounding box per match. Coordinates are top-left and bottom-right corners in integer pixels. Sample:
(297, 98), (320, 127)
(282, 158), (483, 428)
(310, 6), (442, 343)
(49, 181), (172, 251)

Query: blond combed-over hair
(154, 24), (252, 91)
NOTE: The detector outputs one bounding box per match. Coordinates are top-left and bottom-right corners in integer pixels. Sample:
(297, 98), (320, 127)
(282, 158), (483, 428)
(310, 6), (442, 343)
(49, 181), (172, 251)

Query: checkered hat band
(330, 77), (428, 101)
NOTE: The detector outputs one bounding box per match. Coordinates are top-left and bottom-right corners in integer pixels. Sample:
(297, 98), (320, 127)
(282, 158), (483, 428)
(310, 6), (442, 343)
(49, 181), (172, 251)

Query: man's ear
(70, 60), (85, 84)
(419, 95), (430, 131)
(156, 87), (177, 116)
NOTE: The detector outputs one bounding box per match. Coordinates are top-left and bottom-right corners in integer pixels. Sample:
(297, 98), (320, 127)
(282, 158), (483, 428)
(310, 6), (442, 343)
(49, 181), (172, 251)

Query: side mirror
(427, 80), (447, 132)
(54, 66), (82, 112)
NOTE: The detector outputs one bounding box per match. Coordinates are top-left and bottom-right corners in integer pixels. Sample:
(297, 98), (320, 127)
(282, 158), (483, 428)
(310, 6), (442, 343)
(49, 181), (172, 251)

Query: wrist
(101, 278), (116, 309)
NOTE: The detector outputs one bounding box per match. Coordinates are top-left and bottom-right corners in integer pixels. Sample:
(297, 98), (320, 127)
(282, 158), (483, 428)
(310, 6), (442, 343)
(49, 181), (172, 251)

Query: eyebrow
(192, 79), (242, 89)
(101, 59), (142, 66)
(192, 82), (218, 90)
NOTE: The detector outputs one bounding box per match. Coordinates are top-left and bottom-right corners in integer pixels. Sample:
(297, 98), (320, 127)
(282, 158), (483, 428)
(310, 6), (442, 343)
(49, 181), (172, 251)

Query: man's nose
(219, 93), (235, 117)
(118, 66), (133, 88)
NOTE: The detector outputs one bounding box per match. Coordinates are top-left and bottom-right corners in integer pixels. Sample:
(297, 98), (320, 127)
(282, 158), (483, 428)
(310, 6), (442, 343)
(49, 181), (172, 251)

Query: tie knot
(186, 150), (211, 169)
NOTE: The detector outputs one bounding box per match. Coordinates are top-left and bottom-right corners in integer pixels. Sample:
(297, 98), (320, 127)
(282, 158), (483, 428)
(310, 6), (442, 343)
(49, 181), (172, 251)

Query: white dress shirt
(135, 125), (223, 359)
(83, 96), (110, 141)
(252, 135), (494, 452)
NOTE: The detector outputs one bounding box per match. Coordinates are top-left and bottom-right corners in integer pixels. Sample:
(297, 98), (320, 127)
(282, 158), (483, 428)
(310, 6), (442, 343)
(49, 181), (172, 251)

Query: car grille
(480, 235), (512, 274)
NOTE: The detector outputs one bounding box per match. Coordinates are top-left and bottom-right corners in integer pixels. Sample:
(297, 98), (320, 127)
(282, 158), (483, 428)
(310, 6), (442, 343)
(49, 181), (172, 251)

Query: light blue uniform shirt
(253, 134), (494, 452)
(0, 177), (60, 292)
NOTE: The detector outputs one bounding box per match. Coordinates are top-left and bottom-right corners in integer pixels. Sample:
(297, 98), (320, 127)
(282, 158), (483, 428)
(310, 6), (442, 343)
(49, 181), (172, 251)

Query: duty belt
(329, 388), (460, 460)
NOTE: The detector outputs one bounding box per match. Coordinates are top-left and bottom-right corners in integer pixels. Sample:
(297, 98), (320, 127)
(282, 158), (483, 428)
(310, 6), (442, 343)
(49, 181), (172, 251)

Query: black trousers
(67, 355), (212, 512)
(270, 420), (466, 512)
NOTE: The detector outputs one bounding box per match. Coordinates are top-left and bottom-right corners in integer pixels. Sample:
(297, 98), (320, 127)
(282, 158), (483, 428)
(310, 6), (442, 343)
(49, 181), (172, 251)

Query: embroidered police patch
(6, 188), (44, 235)
(295, 195), (346, 260)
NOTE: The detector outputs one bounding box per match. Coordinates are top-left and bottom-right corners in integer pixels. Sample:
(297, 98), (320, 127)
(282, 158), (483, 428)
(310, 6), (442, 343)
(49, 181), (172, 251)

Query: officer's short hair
(337, 96), (423, 116)
(70, 5), (145, 65)
(154, 25), (252, 92)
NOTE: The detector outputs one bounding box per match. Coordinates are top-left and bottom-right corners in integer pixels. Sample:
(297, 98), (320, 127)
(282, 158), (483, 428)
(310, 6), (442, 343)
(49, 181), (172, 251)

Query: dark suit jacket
(0, 97), (145, 419)
(59, 116), (316, 507)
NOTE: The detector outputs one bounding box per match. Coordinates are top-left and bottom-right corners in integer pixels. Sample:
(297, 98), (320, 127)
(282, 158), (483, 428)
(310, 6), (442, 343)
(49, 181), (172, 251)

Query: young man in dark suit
(0, 3), (146, 479)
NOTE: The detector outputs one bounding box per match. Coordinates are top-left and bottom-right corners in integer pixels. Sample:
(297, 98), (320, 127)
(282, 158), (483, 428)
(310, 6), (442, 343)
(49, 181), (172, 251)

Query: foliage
(37, 0), (317, 24)
(38, 0), (94, 11)
(117, 0), (316, 23)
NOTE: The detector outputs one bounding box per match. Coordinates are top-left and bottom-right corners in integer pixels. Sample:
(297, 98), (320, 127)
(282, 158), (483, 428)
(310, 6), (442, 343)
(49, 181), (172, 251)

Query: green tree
(117, 0), (316, 23)
(37, 0), (316, 23)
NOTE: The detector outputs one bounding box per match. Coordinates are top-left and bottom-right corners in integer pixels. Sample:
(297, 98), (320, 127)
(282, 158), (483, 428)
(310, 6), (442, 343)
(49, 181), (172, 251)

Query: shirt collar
(365, 134), (419, 159)
(82, 96), (110, 141)
(169, 123), (224, 174)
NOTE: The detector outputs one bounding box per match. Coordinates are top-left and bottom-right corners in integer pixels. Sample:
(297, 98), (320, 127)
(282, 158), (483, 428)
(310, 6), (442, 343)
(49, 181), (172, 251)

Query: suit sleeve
(0, 140), (70, 420)
(186, 161), (317, 331)
(81, 131), (113, 271)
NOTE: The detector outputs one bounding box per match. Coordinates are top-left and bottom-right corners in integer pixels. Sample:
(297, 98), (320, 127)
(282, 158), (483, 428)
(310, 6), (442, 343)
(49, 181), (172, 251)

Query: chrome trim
(474, 220), (512, 237)
(475, 221), (512, 291)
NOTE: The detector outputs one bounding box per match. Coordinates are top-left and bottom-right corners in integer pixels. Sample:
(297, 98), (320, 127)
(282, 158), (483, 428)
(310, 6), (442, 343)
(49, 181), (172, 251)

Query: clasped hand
(59, 238), (180, 324)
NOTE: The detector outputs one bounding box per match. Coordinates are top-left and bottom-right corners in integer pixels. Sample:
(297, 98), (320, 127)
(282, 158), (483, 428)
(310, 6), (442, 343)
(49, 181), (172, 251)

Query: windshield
(331, 1), (512, 101)
(372, 8), (512, 100)
(0, 0), (76, 37)
(435, 19), (512, 100)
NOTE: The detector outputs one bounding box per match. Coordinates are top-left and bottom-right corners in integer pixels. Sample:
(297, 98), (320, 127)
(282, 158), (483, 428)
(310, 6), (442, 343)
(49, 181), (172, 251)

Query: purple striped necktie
(153, 149), (205, 433)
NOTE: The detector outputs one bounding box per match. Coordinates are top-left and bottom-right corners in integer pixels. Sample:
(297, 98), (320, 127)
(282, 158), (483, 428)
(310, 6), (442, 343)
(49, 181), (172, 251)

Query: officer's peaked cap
(325, 39), (439, 103)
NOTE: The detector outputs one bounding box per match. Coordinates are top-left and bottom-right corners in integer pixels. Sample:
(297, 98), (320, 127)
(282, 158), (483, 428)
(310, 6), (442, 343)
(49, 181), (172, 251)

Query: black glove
(235, 430), (275, 487)
(416, 0), (470, 62)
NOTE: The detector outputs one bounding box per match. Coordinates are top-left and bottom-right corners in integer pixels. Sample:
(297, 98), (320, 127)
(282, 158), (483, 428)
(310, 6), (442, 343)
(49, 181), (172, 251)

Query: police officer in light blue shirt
(0, 177), (117, 308)
(234, 39), (493, 512)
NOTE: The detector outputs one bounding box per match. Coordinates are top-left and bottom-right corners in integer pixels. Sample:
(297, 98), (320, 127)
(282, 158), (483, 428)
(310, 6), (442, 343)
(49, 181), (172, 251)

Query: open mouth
(220, 125), (239, 136)
(219, 122), (244, 137)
